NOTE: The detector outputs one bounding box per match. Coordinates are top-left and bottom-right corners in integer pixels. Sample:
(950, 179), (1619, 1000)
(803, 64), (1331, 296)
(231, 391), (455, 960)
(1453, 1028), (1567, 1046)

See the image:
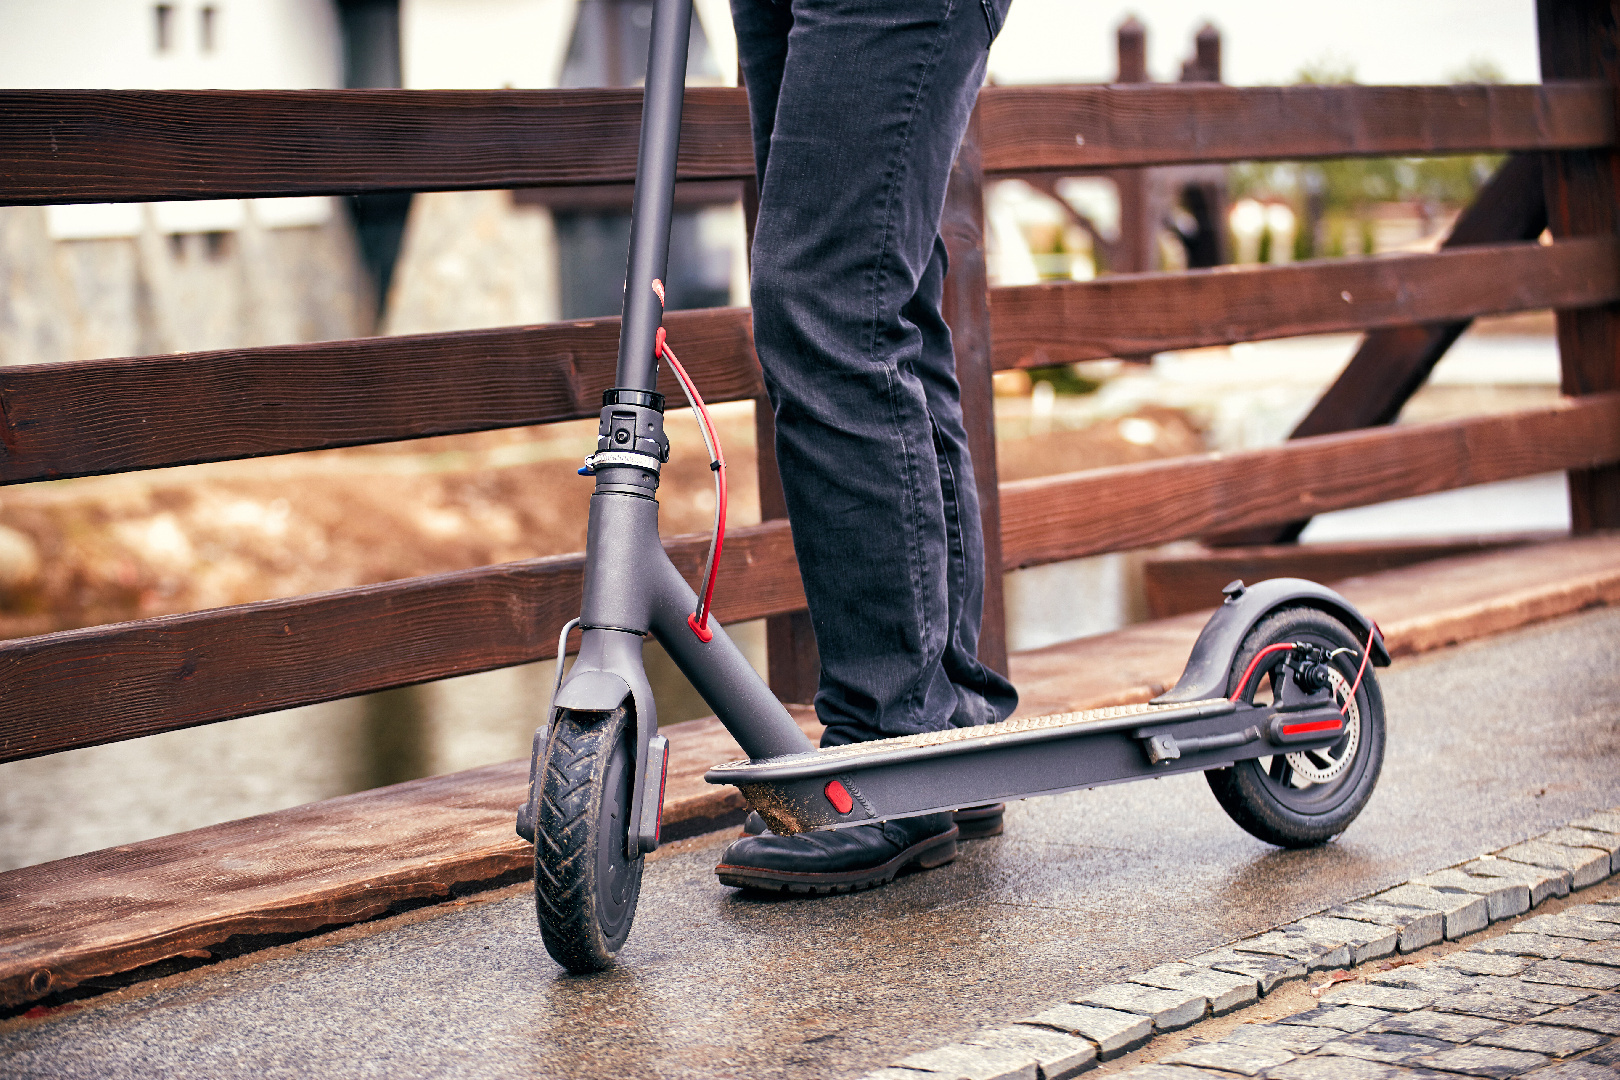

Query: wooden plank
(1540, 0), (1620, 532)
(8, 83), (1604, 207)
(0, 519), (802, 765)
(979, 81), (1615, 173)
(1141, 534), (1561, 619)
(5, 533), (1617, 1013)
(0, 306), (760, 485)
(0, 88), (753, 205)
(988, 237), (1620, 369)
(1214, 152), (1550, 544)
(1009, 532), (1620, 716)
(0, 705), (824, 1012)
(997, 393), (1620, 570)
(942, 104), (1010, 675)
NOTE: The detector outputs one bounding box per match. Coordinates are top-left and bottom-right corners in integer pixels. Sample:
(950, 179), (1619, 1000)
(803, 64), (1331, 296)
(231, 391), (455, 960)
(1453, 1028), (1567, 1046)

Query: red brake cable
(1229, 642), (1296, 703)
(1341, 621), (1378, 715)
(656, 326), (727, 642)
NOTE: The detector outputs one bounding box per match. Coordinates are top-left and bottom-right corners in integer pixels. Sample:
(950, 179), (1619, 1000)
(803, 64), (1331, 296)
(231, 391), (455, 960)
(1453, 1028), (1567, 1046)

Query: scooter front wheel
(1205, 606), (1385, 848)
(534, 704), (644, 972)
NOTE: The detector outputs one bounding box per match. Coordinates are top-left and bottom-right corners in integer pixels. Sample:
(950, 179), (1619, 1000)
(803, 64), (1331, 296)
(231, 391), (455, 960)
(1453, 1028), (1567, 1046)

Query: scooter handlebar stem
(614, 0), (694, 394)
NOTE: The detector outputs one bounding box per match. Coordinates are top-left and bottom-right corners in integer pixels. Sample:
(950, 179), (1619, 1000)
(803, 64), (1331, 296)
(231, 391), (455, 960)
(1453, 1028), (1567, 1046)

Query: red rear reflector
(824, 780), (854, 815)
(1282, 719), (1342, 736)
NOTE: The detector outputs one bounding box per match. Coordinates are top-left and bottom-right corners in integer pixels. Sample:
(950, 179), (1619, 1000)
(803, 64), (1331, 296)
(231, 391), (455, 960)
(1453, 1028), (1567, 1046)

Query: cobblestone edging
(857, 809), (1620, 1080)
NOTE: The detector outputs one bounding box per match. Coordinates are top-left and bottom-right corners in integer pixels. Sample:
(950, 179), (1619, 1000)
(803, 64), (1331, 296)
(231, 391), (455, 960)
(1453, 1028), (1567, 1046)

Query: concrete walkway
(2, 607), (1619, 1079)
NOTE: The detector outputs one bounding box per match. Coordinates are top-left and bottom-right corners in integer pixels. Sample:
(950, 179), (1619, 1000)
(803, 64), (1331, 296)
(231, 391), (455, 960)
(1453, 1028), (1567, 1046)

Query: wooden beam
(0, 520), (800, 765)
(7, 83), (1607, 206)
(942, 104), (1011, 676)
(1141, 534), (1562, 619)
(997, 393), (1620, 570)
(0, 306), (760, 485)
(979, 82), (1615, 173)
(1214, 151), (1551, 544)
(988, 237), (1620, 369)
(1540, 0), (1620, 532)
(0, 88), (754, 205)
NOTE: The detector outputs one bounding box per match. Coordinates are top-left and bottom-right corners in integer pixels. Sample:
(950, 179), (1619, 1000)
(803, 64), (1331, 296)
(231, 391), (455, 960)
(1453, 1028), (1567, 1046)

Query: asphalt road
(4, 607), (1620, 1080)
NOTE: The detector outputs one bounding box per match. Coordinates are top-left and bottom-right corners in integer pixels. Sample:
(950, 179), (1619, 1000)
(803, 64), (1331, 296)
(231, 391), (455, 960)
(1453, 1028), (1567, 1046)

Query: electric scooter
(515, 0), (1390, 974)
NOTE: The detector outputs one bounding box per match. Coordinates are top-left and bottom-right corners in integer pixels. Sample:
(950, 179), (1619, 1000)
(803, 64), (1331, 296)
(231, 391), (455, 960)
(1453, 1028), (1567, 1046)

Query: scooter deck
(704, 694), (1339, 834)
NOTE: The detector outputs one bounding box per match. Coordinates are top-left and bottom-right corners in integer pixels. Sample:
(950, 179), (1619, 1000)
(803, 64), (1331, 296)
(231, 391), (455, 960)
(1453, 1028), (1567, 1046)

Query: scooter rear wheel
(534, 705), (644, 972)
(1206, 606), (1385, 848)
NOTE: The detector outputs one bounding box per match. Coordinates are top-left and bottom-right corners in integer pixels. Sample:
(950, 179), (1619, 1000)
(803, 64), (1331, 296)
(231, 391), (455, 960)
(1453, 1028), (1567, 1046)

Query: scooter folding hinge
(1143, 734), (1180, 764)
(1140, 726), (1262, 765)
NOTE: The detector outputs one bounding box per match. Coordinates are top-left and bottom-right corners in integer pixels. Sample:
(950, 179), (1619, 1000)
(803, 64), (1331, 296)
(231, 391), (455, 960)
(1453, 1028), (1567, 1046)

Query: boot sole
(953, 803), (1005, 840)
(715, 826), (960, 895)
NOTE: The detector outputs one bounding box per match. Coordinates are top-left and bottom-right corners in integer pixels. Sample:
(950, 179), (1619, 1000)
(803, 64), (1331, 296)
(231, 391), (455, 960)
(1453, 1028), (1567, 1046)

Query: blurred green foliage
(1226, 56), (1509, 259)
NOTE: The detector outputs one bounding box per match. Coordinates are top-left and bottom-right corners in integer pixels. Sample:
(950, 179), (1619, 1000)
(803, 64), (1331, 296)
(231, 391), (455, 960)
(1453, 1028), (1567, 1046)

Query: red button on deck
(824, 780), (854, 815)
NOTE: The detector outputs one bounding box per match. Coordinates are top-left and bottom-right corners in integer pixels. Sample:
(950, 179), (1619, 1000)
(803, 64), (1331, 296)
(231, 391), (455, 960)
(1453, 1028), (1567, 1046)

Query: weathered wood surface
(0, 88), (754, 205)
(979, 81), (1614, 173)
(989, 237), (1620, 368)
(0, 306), (759, 485)
(4, 534), (1617, 1013)
(0, 705), (822, 1013)
(998, 393), (1620, 570)
(1142, 534), (1560, 619)
(1540, 0), (1620, 531)
(1216, 152), (1551, 545)
(0, 519), (801, 765)
(6, 82), (1607, 206)
(1008, 533), (1620, 717)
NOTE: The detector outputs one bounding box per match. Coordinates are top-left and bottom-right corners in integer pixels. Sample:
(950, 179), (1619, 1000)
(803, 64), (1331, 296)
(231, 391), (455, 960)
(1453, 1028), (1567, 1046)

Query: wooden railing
(1, 0), (1617, 769)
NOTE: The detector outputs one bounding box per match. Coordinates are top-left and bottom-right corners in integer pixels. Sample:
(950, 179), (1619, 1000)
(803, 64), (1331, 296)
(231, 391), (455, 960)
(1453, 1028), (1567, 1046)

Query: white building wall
(0, 0), (341, 89)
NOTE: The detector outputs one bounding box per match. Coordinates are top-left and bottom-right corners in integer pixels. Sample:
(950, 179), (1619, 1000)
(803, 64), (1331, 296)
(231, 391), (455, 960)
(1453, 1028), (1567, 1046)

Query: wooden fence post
(1538, 0), (1620, 532)
(1113, 16), (1155, 274)
(942, 103), (1011, 675)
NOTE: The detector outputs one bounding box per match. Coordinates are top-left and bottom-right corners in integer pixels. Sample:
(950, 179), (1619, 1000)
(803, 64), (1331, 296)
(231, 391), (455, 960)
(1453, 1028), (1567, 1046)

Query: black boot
(715, 812), (958, 894)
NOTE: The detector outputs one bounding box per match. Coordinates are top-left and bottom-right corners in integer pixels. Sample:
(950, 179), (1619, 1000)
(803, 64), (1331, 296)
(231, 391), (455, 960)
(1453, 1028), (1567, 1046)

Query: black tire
(1206, 606), (1385, 848)
(534, 704), (644, 973)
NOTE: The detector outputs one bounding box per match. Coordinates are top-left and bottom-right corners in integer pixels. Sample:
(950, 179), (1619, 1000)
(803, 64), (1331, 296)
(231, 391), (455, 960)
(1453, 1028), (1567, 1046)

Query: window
(200, 6), (218, 52)
(154, 4), (174, 52)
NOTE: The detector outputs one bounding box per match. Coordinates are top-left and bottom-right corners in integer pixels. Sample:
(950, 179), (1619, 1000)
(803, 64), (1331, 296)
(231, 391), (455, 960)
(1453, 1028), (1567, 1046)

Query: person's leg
(736, 0), (1015, 748)
(719, 0), (1014, 891)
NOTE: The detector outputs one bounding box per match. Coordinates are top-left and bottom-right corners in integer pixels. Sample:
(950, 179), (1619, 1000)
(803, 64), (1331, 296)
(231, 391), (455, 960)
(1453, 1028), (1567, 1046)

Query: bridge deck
(4, 598), (1620, 1077)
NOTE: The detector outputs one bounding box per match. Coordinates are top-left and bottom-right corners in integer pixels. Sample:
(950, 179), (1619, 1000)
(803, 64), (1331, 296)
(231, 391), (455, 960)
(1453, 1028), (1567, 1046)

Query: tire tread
(534, 706), (643, 973)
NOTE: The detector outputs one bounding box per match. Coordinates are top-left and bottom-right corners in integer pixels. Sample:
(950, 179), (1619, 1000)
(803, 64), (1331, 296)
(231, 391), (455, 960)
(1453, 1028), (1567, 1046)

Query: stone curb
(856, 808), (1620, 1080)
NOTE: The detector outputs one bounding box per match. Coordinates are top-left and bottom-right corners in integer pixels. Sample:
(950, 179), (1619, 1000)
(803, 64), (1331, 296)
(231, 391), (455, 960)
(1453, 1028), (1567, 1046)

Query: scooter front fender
(1153, 577), (1390, 705)
(553, 669), (637, 714)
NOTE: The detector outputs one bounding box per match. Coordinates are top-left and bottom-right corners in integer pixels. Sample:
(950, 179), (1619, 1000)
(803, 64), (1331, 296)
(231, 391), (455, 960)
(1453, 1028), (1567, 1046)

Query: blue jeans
(732, 0), (1018, 747)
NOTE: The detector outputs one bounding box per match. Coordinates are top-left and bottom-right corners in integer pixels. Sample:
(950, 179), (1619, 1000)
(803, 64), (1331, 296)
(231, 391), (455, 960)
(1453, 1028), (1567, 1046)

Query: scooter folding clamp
(584, 450), (664, 474)
(1141, 726), (1262, 765)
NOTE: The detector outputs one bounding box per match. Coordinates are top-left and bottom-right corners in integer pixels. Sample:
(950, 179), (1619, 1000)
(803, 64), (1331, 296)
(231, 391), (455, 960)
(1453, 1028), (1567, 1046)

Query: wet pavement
(3, 607), (1619, 1080)
(1131, 893), (1620, 1080)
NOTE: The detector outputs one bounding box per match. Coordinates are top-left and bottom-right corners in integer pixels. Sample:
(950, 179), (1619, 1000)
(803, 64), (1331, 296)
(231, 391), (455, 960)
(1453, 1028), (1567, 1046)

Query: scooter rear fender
(1152, 577), (1390, 706)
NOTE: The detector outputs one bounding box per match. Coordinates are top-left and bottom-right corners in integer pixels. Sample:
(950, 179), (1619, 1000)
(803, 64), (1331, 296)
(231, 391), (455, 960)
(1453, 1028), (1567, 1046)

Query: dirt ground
(0, 397), (1213, 642)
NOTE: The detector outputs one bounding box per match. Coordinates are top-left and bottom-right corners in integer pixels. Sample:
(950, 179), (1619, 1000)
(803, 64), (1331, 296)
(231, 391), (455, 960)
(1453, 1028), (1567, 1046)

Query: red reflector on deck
(824, 780), (854, 815)
(1281, 719), (1342, 736)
